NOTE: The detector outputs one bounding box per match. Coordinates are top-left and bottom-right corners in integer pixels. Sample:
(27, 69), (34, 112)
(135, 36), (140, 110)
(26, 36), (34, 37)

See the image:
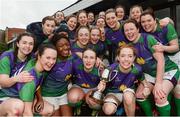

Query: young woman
(129, 5), (174, 30)
(96, 44), (147, 116)
(66, 15), (77, 41)
(105, 8), (128, 63)
(37, 34), (73, 116)
(71, 26), (90, 58)
(77, 10), (88, 27)
(105, 8), (128, 47)
(129, 5), (143, 23)
(26, 16), (56, 51)
(0, 44), (57, 116)
(98, 11), (106, 19)
(53, 10), (65, 26)
(67, 48), (101, 115)
(96, 17), (106, 29)
(140, 10), (180, 115)
(87, 12), (95, 27)
(0, 33), (35, 88)
(87, 26), (105, 56)
(0, 32), (35, 116)
(115, 5), (128, 23)
(123, 19), (180, 116)
(140, 10), (179, 69)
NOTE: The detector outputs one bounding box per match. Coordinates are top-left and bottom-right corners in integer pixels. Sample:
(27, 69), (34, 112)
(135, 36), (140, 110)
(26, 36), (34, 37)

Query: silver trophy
(90, 68), (117, 104)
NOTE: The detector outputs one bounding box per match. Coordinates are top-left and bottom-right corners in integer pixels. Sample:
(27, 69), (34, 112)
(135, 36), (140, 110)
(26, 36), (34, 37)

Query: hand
(153, 44), (164, 52)
(97, 81), (106, 92)
(154, 83), (166, 99)
(96, 57), (105, 68)
(34, 98), (44, 113)
(14, 71), (34, 83)
(86, 91), (100, 108)
(159, 17), (170, 27)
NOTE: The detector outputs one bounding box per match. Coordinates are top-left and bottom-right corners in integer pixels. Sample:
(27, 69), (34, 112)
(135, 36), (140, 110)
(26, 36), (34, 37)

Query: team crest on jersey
(81, 83), (90, 88)
(136, 57), (145, 65)
(65, 74), (72, 81)
(119, 84), (127, 92)
(118, 41), (126, 47)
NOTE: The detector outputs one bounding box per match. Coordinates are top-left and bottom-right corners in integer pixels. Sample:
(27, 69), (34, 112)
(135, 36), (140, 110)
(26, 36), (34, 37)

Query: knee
(67, 87), (85, 103)
(8, 100), (24, 116)
(102, 103), (117, 115)
(155, 97), (167, 105)
(40, 105), (54, 116)
(123, 92), (135, 106)
(124, 98), (134, 106)
(102, 94), (119, 115)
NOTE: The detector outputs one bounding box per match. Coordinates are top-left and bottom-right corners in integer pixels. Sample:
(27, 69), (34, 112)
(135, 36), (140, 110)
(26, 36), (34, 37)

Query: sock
(136, 99), (153, 116)
(156, 102), (171, 116)
(68, 100), (83, 115)
(68, 100), (83, 107)
(174, 97), (180, 116)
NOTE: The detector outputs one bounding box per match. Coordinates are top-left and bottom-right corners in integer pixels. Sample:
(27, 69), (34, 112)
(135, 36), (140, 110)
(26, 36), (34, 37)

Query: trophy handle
(109, 70), (118, 82)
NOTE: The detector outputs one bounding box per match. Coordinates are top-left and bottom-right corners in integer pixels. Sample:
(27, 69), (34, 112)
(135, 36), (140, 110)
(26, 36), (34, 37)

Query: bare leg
(154, 80), (173, 116)
(39, 100), (54, 116)
(123, 91), (135, 116)
(0, 98), (24, 116)
(59, 104), (73, 116)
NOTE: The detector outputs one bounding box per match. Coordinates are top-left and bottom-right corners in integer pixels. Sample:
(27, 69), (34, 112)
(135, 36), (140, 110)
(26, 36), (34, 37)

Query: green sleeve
(147, 35), (158, 53)
(0, 57), (11, 75)
(105, 38), (112, 45)
(166, 23), (178, 42)
(137, 73), (145, 81)
(132, 65), (144, 81)
(19, 81), (36, 102)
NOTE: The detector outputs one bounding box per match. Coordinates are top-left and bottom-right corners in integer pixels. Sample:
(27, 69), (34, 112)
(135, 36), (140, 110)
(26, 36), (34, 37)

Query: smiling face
(90, 28), (100, 44)
(99, 11), (105, 19)
(78, 12), (88, 26)
(42, 20), (56, 36)
(96, 18), (105, 28)
(130, 6), (142, 23)
(88, 12), (95, 23)
(55, 11), (64, 24)
(116, 7), (125, 20)
(117, 47), (135, 70)
(17, 35), (34, 57)
(105, 12), (118, 29)
(38, 48), (57, 71)
(67, 16), (77, 31)
(82, 49), (96, 72)
(123, 22), (140, 42)
(56, 38), (70, 57)
(77, 27), (90, 46)
(141, 14), (156, 32)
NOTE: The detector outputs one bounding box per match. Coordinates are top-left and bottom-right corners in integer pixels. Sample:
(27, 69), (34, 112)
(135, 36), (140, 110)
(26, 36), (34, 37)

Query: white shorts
(106, 89), (135, 103)
(43, 93), (68, 110)
(0, 97), (10, 103)
(72, 84), (97, 93)
(106, 93), (123, 103)
(168, 51), (180, 69)
(144, 69), (178, 84)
